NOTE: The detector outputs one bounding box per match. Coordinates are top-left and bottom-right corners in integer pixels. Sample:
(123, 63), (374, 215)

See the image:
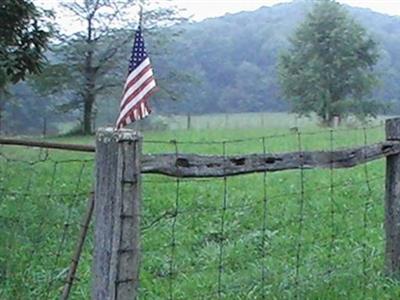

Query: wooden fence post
(385, 117), (400, 277)
(261, 112), (265, 128)
(93, 128), (142, 299)
(187, 113), (191, 130)
(42, 117), (47, 137)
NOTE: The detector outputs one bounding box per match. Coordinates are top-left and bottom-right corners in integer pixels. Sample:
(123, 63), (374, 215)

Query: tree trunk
(82, 12), (96, 135)
(320, 112), (330, 127)
(0, 92), (4, 134)
(0, 97), (6, 135)
(83, 97), (94, 135)
(0, 106), (3, 135)
(82, 58), (96, 134)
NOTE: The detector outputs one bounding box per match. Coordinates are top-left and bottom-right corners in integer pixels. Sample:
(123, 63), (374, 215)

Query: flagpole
(139, 5), (143, 28)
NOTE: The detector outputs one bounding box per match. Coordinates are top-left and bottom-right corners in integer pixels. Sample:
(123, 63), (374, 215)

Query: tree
(33, 0), (183, 135)
(278, 0), (380, 125)
(0, 0), (51, 131)
(0, 0), (51, 88)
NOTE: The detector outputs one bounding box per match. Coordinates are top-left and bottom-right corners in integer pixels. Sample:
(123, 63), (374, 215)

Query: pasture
(1, 113), (399, 299)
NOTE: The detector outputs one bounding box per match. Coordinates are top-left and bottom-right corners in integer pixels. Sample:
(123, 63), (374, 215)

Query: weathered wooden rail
(141, 141), (400, 177)
(1, 139), (400, 178)
(0, 137), (96, 152)
(2, 118), (400, 299)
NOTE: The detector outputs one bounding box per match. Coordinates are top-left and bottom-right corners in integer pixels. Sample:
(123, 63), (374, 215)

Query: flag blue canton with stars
(129, 26), (147, 71)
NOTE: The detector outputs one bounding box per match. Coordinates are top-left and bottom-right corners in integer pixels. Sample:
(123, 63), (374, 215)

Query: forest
(3, 0), (400, 133)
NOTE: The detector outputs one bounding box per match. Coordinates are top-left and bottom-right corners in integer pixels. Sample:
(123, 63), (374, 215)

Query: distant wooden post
(385, 117), (400, 277)
(93, 128), (142, 299)
(332, 116), (340, 128)
(261, 112), (265, 128)
(42, 117), (47, 137)
(187, 113), (191, 130)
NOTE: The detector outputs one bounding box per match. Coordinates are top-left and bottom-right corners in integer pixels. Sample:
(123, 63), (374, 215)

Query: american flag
(116, 24), (157, 129)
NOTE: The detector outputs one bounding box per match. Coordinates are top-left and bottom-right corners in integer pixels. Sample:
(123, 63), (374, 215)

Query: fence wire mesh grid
(0, 146), (94, 299)
(1, 123), (400, 299)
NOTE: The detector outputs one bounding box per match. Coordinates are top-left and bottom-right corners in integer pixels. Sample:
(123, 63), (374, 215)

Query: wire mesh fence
(1, 123), (400, 299)
(0, 144), (94, 299)
(139, 124), (393, 299)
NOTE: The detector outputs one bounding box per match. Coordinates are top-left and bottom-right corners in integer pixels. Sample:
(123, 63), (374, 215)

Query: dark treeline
(152, 1), (400, 115)
(3, 0), (400, 133)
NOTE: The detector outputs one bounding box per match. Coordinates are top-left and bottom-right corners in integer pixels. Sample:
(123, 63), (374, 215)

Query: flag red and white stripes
(116, 25), (157, 129)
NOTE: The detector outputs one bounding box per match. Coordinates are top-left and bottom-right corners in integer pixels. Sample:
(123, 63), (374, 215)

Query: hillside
(152, 1), (400, 115)
(4, 1), (400, 133)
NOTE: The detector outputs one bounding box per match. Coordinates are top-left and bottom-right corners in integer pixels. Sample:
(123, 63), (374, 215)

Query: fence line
(0, 119), (399, 299)
(162, 112), (386, 131)
(0, 122), (385, 150)
(1, 136), (396, 178)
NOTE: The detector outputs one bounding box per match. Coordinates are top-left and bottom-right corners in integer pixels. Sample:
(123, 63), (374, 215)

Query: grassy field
(161, 112), (315, 131)
(68, 111), (388, 134)
(1, 114), (400, 299)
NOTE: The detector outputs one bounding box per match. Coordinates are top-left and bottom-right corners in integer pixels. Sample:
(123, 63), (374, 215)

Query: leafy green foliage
(1, 82), (60, 134)
(4, 0), (400, 134)
(150, 1), (400, 117)
(0, 0), (52, 90)
(278, 0), (380, 125)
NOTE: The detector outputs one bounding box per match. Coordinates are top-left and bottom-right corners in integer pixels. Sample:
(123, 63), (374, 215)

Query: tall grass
(1, 117), (400, 299)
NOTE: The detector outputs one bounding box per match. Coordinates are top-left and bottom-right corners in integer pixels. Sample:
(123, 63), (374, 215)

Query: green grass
(1, 115), (400, 299)
(155, 112), (387, 132)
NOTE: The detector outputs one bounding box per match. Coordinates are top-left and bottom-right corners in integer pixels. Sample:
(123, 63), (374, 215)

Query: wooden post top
(386, 118), (400, 140)
(96, 127), (142, 143)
